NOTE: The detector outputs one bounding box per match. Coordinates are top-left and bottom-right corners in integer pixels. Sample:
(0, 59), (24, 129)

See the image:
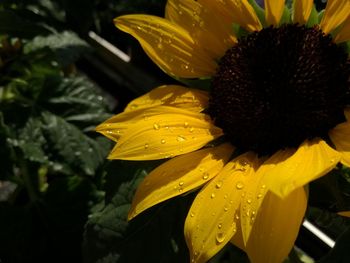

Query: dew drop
(190, 212), (195, 217)
(182, 64), (189, 70)
(202, 172), (209, 180)
(215, 181), (223, 189)
(224, 194), (228, 199)
(235, 214), (240, 220)
(211, 193), (215, 199)
(261, 184), (266, 189)
(236, 182), (244, 189)
(257, 193), (263, 199)
(247, 199), (252, 204)
(161, 139), (166, 144)
(216, 232), (225, 244)
(218, 223), (222, 229)
(177, 135), (186, 142)
(184, 122), (189, 128)
(144, 143), (149, 149)
(179, 181), (184, 186)
(224, 206), (228, 212)
(189, 127), (194, 133)
(153, 123), (160, 130)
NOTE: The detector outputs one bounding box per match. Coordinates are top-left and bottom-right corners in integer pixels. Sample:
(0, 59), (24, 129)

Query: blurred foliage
(0, 1), (115, 262)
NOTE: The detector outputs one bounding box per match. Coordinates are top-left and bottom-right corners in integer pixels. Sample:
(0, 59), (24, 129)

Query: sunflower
(96, 0), (350, 262)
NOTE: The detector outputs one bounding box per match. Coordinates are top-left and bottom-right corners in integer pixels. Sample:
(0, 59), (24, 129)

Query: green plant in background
(0, 1), (115, 262)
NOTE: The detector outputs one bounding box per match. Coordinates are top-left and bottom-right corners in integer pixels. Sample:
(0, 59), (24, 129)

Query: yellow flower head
(97, 1), (350, 262)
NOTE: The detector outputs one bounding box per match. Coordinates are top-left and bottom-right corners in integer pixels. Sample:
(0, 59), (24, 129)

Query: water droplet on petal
(261, 184), (266, 189)
(257, 193), (263, 199)
(224, 206), (228, 212)
(161, 139), (166, 144)
(144, 143), (149, 149)
(215, 181), (223, 189)
(216, 232), (225, 244)
(177, 135), (186, 142)
(153, 123), (160, 130)
(184, 122), (189, 128)
(211, 193), (215, 199)
(218, 223), (222, 229)
(189, 127), (194, 133)
(235, 214), (240, 220)
(190, 212), (195, 217)
(202, 172), (209, 180)
(179, 181), (184, 186)
(247, 199), (252, 204)
(236, 182), (244, 189)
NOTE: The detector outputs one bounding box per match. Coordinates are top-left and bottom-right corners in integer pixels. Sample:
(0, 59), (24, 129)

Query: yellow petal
(184, 152), (260, 263)
(199, 0), (262, 32)
(124, 85), (209, 112)
(245, 188), (308, 263)
(292, 0), (313, 24)
(265, 0), (286, 26)
(345, 108), (350, 120)
(165, 0), (237, 59)
(338, 211), (350, 217)
(334, 15), (350, 43)
(97, 106), (223, 160)
(128, 143), (234, 220)
(329, 121), (350, 167)
(114, 15), (217, 78)
(263, 139), (340, 198)
(319, 0), (350, 35)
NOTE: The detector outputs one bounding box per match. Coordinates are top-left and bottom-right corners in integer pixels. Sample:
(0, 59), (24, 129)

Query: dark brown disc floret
(209, 24), (350, 155)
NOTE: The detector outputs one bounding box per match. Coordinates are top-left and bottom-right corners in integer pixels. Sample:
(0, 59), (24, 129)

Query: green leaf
(83, 160), (191, 263)
(39, 75), (112, 129)
(0, 10), (52, 38)
(306, 5), (319, 27)
(280, 6), (292, 25)
(24, 31), (91, 66)
(18, 117), (48, 164)
(41, 111), (110, 176)
(247, 0), (266, 27)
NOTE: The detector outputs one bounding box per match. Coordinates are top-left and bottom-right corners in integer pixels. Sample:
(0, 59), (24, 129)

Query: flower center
(209, 24), (350, 155)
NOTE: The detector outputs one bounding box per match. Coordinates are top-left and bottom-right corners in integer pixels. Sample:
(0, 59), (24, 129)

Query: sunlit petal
(184, 152), (260, 263)
(128, 143), (234, 220)
(246, 188), (307, 263)
(97, 106), (223, 160)
(165, 0), (237, 59)
(319, 0), (350, 34)
(114, 15), (217, 78)
(263, 139), (340, 198)
(329, 121), (350, 167)
(124, 85), (209, 112)
(338, 211), (350, 217)
(265, 0), (286, 26)
(334, 15), (350, 43)
(292, 0), (313, 24)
